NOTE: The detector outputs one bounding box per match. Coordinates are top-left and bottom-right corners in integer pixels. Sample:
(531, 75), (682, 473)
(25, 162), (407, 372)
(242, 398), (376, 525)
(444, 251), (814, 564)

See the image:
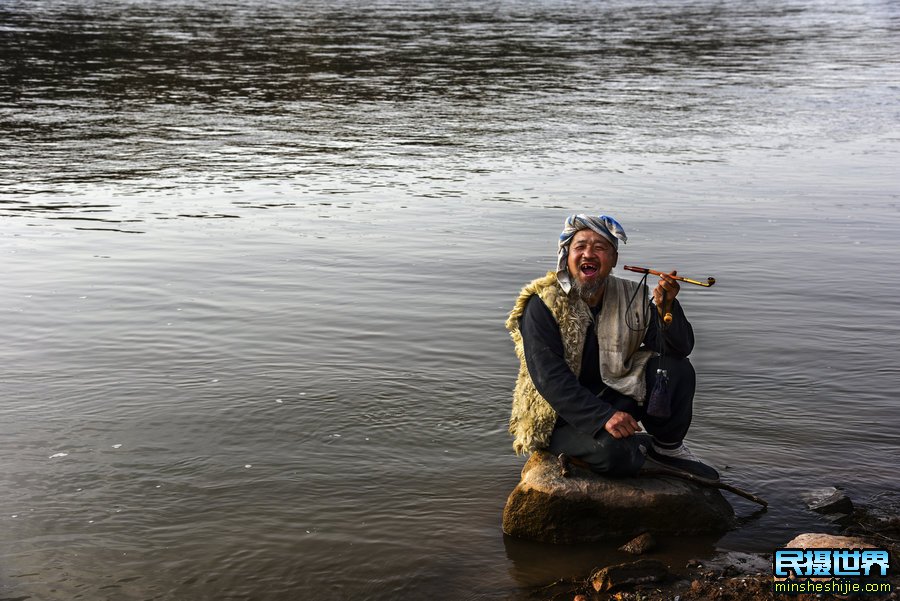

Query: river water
(1, 0), (899, 599)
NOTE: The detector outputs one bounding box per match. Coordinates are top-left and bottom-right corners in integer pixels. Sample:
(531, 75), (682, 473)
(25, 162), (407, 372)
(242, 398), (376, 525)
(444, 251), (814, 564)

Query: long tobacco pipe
(623, 265), (716, 287)
(622, 265), (716, 324)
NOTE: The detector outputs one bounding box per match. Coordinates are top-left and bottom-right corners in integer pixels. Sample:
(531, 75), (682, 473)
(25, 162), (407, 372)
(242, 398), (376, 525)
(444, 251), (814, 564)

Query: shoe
(646, 441), (720, 481)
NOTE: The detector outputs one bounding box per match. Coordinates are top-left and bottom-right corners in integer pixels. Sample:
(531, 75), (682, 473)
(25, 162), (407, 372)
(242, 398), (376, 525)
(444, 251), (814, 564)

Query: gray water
(2, 0), (899, 599)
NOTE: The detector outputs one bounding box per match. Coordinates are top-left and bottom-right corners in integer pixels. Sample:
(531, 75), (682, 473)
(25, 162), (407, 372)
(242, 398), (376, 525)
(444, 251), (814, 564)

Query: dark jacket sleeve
(642, 299), (694, 358)
(519, 295), (616, 439)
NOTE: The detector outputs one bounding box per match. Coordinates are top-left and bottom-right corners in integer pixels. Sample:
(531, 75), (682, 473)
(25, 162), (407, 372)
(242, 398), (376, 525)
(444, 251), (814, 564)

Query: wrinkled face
(566, 228), (618, 290)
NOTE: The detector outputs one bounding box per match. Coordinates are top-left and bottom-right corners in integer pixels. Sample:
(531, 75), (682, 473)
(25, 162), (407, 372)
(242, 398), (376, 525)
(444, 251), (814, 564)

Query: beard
(570, 274), (608, 303)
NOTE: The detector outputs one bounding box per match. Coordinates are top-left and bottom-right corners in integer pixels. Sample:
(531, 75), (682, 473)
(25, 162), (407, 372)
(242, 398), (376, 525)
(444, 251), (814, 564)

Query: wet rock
(502, 451), (735, 543)
(590, 559), (669, 592)
(686, 559), (702, 569)
(802, 486), (853, 515)
(784, 532), (875, 550)
(823, 512), (853, 526)
(777, 533), (880, 587)
(619, 532), (657, 555)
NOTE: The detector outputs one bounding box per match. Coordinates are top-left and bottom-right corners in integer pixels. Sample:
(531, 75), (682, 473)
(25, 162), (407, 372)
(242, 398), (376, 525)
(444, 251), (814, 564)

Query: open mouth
(579, 263), (599, 276)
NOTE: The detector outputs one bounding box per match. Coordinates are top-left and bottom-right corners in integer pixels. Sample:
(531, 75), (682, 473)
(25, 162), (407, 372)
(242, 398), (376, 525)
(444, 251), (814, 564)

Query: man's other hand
(652, 270), (680, 307)
(604, 411), (642, 439)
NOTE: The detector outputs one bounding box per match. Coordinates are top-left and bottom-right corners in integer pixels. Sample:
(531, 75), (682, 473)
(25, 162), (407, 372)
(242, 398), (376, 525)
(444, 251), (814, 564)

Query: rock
(573, 596), (588, 601)
(776, 533), (879, 584)
(823, 512), (853, 526)
(502, 451), (735, 543)
(802, 487), (853, 515)
(619, 532), (656, 555)
(686, 559), (702, 569)
(591, 559), (669, 592)
(783, 532), (875, 550)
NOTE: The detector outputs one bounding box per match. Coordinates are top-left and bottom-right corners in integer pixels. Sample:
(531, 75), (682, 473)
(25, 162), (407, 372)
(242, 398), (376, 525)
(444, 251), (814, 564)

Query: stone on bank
(502, 451), (734, 544)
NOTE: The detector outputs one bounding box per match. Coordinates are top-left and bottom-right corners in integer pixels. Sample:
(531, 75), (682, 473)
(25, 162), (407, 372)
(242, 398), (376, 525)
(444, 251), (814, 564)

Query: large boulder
(783, 533), (875, 550)
(502, 451), (735, 543)
(775, 534), (879, 584)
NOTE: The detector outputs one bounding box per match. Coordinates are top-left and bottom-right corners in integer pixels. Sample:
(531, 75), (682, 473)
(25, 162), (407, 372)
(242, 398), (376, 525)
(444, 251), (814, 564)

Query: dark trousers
(547, 356), (696, 476)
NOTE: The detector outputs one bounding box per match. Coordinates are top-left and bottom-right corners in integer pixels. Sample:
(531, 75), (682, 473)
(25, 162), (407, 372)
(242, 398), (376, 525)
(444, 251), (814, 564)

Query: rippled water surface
(2, 0), (899, 599)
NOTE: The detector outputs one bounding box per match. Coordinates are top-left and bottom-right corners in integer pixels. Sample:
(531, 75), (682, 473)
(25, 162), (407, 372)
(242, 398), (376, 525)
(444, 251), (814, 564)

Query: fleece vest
(505, 272), (652, 455)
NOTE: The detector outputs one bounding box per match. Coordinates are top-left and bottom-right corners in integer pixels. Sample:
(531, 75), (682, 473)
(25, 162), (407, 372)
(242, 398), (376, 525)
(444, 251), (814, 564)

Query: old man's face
(566, 229), (617, 301)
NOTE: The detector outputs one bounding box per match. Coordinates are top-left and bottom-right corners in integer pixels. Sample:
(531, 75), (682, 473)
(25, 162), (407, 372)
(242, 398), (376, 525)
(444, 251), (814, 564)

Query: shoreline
(526, 500), (900, 601)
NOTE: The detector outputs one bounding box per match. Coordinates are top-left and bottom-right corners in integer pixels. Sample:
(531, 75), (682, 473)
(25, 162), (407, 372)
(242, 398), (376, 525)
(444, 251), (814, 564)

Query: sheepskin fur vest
(505, 271), (653, 455)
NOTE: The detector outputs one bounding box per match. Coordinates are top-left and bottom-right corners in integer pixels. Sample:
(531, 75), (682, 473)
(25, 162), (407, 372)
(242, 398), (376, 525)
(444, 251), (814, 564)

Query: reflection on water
(3, 0), (897, 194)
(1, 0), (899, 599)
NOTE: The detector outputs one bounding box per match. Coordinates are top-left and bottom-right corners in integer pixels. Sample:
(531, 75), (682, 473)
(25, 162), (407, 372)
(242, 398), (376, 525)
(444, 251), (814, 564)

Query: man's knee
(643, 356), (695, 443)
(668, 356), (696, 388)
(647, 355), (695, 386)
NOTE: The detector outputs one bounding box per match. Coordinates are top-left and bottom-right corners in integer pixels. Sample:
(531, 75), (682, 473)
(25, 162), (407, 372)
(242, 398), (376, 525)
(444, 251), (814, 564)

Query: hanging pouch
(646, 368), (671, 418)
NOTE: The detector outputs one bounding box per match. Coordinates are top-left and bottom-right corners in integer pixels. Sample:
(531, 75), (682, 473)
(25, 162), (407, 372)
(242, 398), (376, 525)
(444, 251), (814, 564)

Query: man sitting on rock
(506, 213), (718, 480)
